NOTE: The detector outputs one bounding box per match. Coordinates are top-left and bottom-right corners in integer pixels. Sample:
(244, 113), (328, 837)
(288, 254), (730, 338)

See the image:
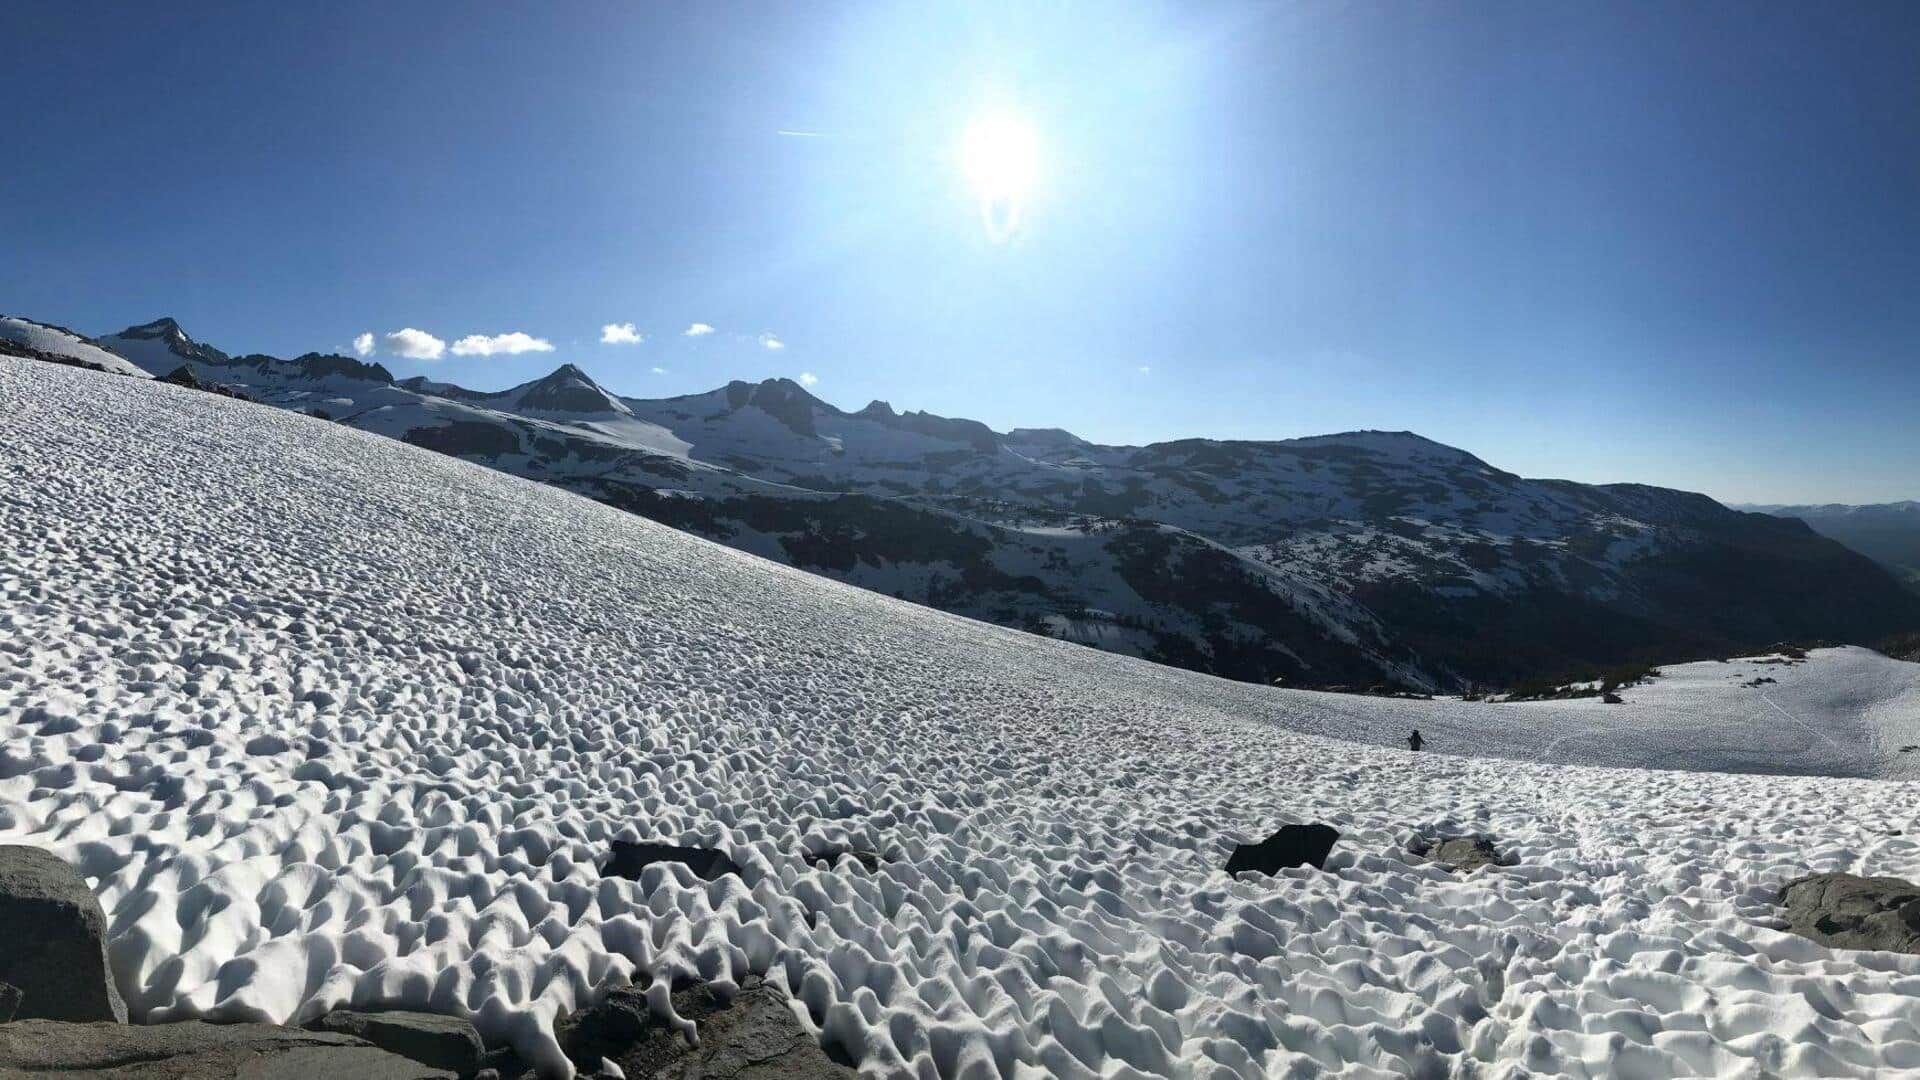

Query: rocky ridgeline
(0, 844), (850, 1079)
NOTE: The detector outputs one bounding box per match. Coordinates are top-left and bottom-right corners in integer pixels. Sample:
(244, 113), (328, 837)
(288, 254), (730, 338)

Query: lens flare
(961, 110), (1039, 241)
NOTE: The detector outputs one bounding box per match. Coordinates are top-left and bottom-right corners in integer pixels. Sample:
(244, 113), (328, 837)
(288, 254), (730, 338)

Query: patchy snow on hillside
(6, 357), (1920, 1079)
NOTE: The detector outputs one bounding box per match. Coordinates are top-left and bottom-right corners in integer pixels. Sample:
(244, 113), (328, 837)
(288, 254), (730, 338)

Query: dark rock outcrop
(1225, 823), (1340, 876)
(724, 378), (827, 437)
(868, 407), (1000, 453)
(306, 1009), (487, 1077)
(289, 352), (395, 384)
(403, 421), (523, 457)
(159, 364), (254, 401)
(0, 845), (127, 1022)
(604, 841), (740, 883)
(0, 1020), (453, 1078)
(1780, 872), (1920, 953)
(556, 976), (850, 1079)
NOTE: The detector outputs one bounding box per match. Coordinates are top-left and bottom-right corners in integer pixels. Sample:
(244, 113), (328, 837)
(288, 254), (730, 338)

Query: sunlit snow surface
(6, 358), (1920, 1078)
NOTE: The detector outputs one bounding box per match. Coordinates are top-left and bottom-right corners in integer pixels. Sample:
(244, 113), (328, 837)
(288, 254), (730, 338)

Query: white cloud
(798, 371), (819, 386)
(352, 332), (374, 357)
(683, 323), (715, 337)
(650, 366), (668, 375)
(385, 328), (446, 361)
(759, 333), (786, 351)
(450, 332), (556, 357)
(600, 322), (643, 345)
(1137, 364), (1151, 375)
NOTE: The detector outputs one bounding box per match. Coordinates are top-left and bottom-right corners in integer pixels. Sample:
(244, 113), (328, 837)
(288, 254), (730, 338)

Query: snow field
(5, 358), (1920, 1078)
(1255, 647), (1920, 781)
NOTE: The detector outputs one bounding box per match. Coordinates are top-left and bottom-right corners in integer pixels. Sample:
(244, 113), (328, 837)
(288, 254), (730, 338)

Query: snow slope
(1255, 647), (1920, 780)
(7, 357), (1920, 1078)
(0, 316), (151, 378)
(38, 320), (1920, 693)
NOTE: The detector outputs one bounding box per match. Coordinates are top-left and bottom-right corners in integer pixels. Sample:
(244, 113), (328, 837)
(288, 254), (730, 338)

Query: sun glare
(961, 110), (1039, 240)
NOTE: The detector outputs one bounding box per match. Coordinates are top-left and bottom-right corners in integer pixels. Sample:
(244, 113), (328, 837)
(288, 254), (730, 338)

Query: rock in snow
(602, 841), (740, 883)
(0, 1019), (454, 1078)
(0, 845), (127, 1023)
(306, 1009), (488, 1077)
(1224, 823), (1341, 876)
(1780, 872), (1920, 954)
(1419, 834), (1508, 873)
(555, 977), (849, 1079)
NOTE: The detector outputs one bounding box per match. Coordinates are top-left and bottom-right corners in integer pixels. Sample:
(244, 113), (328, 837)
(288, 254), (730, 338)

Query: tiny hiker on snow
(1408, 728), (1424, 752)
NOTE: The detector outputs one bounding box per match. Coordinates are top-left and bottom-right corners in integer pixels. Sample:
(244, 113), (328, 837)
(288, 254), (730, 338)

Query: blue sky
(5, 1), (1917, 504)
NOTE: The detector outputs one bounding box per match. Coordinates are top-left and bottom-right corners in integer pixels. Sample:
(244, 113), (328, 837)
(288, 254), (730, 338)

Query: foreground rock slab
(0, 844), (128, 1022)
(556, 976), (851, 1079)
(0, 1020), (455, 1078)
(306, 1009), (487, 1077)
(1780, 872), (1920, 953)
(1225, 823), (1340, 876)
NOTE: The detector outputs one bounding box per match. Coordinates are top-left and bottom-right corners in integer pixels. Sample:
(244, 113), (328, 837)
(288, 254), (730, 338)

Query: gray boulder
(1780, 872), (1920, 953)
(556, 976), (851, 1079)
(0, 844), (127, 1022)
(306, 1009), (487, 1077)
(1431, 835), (1505, 872)
(0, 1020), (454, 1078)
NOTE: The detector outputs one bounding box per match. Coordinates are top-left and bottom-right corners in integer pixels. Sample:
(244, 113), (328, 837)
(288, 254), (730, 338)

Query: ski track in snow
(5, 357), (1920, 1078)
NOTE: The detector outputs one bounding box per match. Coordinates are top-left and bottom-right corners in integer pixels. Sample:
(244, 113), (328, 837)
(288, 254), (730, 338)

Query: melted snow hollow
(5, 357), (1920, 1078)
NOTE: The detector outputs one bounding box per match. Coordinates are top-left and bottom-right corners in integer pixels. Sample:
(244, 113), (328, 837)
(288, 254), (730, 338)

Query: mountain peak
(1285, 430), (1491, 467)
(717, 377), (834, 437)
(119, 317), (188, 341)
(508, 362), (627, 415)
(101, 317), (229, 373)
(540, 362), (591, 382)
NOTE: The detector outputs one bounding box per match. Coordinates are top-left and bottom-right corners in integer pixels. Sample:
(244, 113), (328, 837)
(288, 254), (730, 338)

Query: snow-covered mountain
(27, 316), (1920, 690)
(8, 354), (1920, 1078)
(1746, 501), (1920, 590)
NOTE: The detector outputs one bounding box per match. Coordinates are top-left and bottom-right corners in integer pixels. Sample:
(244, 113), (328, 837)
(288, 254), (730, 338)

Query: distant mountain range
(9, 312), (1919, 690)
(1740, 501), (1920, 591)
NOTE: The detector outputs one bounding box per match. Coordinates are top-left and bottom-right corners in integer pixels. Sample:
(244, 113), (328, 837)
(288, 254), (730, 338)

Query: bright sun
(960, 110), (1038, 239)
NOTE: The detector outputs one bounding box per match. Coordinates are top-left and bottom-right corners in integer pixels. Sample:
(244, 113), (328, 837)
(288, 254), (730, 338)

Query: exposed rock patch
(0, 1019), (453, 1078)
(1409, 834), (1508, 872)
(555, 976), (851, 1079)
(1780, 872), (1920, 954)
(306, 1009), (487, 1077)
(1225, 823), (1340, 876)
(0, 845), (127, 1022)
(604, 841), (739, 883)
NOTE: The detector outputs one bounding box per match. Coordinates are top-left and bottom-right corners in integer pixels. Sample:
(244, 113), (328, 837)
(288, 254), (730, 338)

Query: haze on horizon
(5, 0), (1918, 505)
